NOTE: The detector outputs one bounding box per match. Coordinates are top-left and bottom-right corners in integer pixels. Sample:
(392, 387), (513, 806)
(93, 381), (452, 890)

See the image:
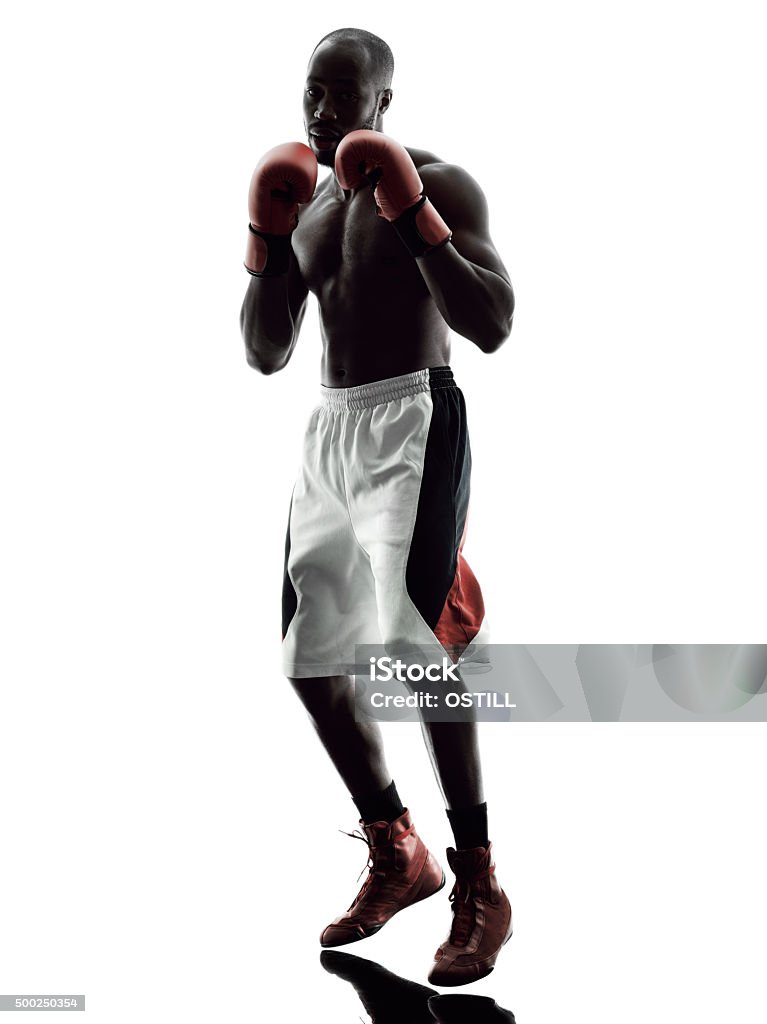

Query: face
(303, 41), (391, 167)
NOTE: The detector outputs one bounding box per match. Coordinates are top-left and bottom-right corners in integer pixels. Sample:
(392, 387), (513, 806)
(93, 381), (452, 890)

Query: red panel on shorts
(433, 521), (485, 661)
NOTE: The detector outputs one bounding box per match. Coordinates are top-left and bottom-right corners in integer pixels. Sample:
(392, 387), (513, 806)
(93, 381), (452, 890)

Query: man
(240, 27), (515, 987)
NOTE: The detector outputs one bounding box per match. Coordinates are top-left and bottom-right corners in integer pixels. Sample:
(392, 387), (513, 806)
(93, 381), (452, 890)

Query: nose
(314, 98), (337, 121)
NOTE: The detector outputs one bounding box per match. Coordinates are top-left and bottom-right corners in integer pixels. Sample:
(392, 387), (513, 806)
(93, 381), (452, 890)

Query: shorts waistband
(320, 366), (455, 411)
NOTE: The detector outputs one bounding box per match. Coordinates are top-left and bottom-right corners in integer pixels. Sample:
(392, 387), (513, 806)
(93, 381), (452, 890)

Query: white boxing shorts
(281, 366), (488, 678)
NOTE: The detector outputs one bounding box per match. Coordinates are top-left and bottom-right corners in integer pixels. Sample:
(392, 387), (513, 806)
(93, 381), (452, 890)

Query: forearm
(239, 275), (296, 373)
(416, 243), (515, 353)
(240, 141), (316, 373)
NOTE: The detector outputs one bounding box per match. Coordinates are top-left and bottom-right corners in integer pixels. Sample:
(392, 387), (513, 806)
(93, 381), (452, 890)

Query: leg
(419, 720), (483, 803)
(281, 396), (445, 950)
(288, 674), (391, 798)
(346, 371), (511, 985)
(347, 371), (488, 816)
(403, 670), (488, 845)
(290, 672), (445, 949)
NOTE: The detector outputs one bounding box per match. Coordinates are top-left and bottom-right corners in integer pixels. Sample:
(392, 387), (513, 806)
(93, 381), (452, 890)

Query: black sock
(446, 802), (489, 850)
(353, 780), (406, 825)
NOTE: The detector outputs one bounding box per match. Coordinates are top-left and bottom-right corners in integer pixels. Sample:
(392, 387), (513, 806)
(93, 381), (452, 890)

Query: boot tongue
(362, 807), (414, 848)
(448, 843), (492, 879)
(362, 821), (398, 872)
(362, 819), (392, 845)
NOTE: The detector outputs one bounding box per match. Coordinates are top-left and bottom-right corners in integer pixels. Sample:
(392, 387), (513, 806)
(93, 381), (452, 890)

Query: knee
(288, 675), (355, 721)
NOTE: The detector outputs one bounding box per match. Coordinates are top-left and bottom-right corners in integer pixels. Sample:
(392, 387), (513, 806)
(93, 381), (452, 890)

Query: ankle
(446, 801), (489, 850)
(353, 779), (406, 825)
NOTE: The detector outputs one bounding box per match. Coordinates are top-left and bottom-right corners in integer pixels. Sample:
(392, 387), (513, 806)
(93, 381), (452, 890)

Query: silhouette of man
(240, 27), (515, 985)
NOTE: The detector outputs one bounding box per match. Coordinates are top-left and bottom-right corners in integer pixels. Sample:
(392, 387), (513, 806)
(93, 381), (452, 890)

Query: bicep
(421, 164), (511, 283)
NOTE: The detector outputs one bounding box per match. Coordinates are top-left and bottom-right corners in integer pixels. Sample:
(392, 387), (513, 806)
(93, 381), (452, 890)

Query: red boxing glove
(245, 142), (318, 276)
(334, 130), (451, 258)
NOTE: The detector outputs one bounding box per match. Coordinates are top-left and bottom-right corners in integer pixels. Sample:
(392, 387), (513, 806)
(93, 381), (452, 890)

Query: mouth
(309, 129), (340, 151)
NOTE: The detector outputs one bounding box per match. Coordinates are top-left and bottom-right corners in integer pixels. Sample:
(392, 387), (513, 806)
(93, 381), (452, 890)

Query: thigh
(348, 383), (485, 660)
(282, 408), (381, 678)
(288, 674), (355, 715)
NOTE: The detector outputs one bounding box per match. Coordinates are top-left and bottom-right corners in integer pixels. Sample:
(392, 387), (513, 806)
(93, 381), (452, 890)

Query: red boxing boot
(320, 808), (445, 948)
(428, 843), (513, 987)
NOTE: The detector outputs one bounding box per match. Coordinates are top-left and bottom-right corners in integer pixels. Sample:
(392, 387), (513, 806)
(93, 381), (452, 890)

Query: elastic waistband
(320, 366), (455, 411)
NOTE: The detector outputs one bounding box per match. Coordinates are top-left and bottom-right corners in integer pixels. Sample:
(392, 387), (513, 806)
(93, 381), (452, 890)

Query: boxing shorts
(281, 366), (488, 677)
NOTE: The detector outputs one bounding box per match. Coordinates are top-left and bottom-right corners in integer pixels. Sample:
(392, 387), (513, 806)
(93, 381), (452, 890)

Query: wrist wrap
(245, 225), (292, 277)
(390, 195), (452, 258)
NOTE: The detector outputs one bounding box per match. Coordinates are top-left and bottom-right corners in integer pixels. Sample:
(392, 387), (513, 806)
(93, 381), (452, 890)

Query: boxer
(240, 27), (515, 987)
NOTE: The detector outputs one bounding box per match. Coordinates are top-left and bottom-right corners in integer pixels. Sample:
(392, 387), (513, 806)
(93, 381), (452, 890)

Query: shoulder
(406, 151), (489, 228)
(405, 146), (443, 169)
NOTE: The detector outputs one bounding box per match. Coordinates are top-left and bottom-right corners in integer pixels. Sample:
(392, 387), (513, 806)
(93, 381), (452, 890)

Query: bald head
(309, 27), (394, 94)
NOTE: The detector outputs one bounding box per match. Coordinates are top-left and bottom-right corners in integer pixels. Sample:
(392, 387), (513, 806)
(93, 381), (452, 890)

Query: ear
(379, 89), (393, 115)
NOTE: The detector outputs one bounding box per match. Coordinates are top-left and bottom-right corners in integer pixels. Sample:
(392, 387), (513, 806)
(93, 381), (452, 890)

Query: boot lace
(447, 878), (475, 947)
(447, 863), (495, 947)
(339, 828), (381, 905)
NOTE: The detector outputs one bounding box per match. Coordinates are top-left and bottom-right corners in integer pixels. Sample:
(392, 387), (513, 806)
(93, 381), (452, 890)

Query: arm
(238, 142), (316, 374)
(415, 163), (514, 354)
(239, 252), (309, 374)
(334, 132), (513, 355)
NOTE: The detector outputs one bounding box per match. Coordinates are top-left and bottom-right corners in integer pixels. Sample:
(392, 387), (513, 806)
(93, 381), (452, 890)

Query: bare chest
(291, 185), (422, 297)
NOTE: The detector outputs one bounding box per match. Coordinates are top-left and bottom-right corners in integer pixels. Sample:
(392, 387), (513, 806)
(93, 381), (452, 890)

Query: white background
(1, 1), (765, 1021)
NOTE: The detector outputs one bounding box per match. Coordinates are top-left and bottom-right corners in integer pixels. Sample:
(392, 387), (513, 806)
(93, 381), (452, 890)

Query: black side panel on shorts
(281, 495), (298, 638)
(405, 368), (471, 629)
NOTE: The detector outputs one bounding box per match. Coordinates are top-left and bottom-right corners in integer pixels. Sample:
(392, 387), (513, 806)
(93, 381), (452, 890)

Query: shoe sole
(320, 869), (446, 948)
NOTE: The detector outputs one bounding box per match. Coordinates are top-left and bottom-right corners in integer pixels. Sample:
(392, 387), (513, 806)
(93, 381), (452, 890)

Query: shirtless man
(240, 27), (515, 987)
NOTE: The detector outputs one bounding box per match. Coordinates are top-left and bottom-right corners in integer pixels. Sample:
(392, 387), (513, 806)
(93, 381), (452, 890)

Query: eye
(341, 93), (359, 102)
(305, 88), (318, 98)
